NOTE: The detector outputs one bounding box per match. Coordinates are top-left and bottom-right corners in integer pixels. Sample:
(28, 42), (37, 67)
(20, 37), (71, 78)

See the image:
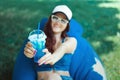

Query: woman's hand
(24, 42), (36, 58)
(38, 49), (59, 65)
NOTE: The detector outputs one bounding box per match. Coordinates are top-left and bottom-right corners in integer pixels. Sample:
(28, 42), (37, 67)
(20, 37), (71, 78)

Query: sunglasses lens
(52, 15), (58, 21)
(61, 19), (68, 24)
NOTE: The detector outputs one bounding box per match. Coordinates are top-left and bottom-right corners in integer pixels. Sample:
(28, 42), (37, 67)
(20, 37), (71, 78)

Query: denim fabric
(61, 75), (73, 80)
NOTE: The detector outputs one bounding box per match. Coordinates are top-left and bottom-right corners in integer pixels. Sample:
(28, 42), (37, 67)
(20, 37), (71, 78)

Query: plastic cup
(28, 29), (47, 63)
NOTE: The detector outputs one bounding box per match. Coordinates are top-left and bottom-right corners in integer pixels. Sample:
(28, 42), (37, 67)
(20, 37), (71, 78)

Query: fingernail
(38, 63), (41, 66)
(44, 62), (46, 64)
(33, 50), (37, 55)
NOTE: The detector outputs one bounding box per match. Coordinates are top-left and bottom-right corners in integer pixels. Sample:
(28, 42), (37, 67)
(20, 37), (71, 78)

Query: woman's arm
(61, 37), (77, 54)
(38, 37), (77, 65)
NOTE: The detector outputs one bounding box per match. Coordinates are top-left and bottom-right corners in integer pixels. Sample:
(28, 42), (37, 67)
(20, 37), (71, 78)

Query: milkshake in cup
(28, 29), (47, 63)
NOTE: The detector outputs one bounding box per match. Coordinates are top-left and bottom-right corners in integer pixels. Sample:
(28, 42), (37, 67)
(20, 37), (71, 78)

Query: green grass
(0, 0), (120, 80)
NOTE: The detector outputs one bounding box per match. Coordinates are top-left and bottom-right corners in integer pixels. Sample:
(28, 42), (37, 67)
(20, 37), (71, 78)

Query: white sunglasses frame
(51, 15), (69, 25)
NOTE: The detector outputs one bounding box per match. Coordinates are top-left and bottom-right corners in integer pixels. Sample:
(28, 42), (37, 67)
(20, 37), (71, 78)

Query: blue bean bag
(12, 18), (107, 80)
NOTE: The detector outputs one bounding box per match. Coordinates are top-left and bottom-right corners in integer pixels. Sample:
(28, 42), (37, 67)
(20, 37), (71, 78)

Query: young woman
(24, 5), (77, 80)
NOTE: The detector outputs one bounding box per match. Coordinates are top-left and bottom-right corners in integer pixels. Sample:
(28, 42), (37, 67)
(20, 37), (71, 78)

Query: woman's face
(51, 13), (68, 34)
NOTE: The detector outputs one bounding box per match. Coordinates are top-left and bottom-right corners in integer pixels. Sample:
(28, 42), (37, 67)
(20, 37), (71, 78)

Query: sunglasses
(51, 15), (68, 25)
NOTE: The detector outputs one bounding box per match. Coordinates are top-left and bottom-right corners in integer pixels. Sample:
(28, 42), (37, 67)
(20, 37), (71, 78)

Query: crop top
(35, 38), (73, 71)
(35, 53), (72, 71)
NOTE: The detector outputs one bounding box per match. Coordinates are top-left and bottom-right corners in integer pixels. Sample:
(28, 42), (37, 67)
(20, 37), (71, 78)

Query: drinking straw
(37, 22), (40, 39)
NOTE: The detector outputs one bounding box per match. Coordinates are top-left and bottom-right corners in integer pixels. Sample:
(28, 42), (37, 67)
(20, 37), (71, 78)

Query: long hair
(44, 15), (70, 53)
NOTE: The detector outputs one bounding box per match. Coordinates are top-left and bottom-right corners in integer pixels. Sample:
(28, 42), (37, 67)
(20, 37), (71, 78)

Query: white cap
(52, 5), (72, 20)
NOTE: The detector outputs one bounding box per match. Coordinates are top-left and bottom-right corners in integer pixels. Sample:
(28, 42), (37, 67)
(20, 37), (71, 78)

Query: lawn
(0, 0), (120, 80)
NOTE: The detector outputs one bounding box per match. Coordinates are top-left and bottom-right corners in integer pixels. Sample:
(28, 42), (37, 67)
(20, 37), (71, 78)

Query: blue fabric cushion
(12, 18), (107, 80)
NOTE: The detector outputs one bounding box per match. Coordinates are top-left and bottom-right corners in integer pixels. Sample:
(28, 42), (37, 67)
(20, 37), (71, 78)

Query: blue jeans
(61, 75), (73, 80)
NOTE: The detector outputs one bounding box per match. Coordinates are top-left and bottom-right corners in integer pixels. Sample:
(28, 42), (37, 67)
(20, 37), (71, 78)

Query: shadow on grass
(72, 1), (120, 55)
(0, 0), (119, 80)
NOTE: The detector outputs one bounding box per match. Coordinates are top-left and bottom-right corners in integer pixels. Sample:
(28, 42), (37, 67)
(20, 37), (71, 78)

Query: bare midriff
(37, 70), (70, 78)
